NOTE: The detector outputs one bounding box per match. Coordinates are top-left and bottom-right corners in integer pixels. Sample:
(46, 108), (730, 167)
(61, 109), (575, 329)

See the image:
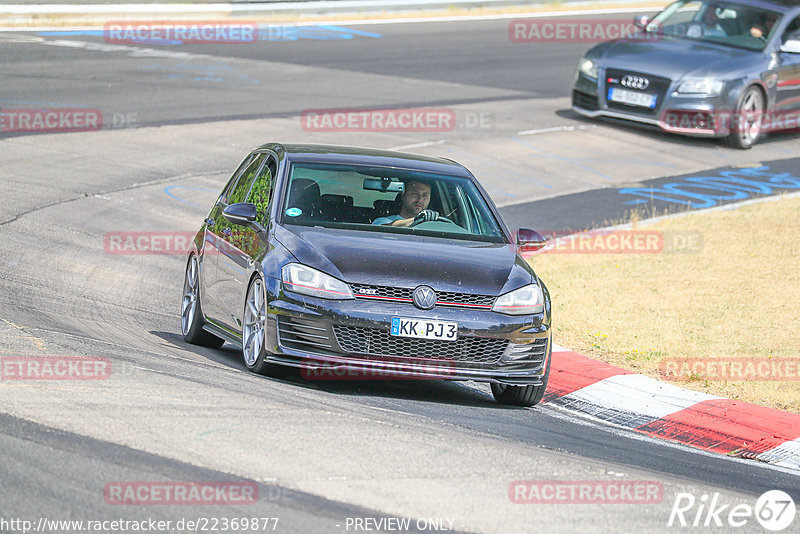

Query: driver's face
(401, 182), (431, 217)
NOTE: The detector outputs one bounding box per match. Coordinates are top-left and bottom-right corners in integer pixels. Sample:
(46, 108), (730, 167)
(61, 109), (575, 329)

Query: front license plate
(608, 87), (657, 108)
(391, 317), (458, 341)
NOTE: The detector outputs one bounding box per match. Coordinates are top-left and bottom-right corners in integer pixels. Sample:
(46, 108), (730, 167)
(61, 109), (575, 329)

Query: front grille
(277, 316), (334, 351)
(350, 283), (495, 309)
(333, 325), (508, 364)
(573, 89), (599, 111)
(506, 338), (548, 365)
(605, 68), (671, 116)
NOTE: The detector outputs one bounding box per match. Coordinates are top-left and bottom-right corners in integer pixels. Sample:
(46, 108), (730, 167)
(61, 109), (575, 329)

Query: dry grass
(530, 194), (800, 413)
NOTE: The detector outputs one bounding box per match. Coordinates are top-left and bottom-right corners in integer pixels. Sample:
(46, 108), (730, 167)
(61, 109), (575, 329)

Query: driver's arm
(386, 217), (414, 227)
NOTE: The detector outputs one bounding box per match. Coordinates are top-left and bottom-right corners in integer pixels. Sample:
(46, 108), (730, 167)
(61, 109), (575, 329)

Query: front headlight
(577, 58), (598, 80)
(676, 78), (724, 96)
(492, 284), (544, 315)
(281, 263), (353, 300)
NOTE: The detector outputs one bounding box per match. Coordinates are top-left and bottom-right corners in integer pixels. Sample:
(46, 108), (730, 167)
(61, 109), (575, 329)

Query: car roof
(254, 142), (473, 177)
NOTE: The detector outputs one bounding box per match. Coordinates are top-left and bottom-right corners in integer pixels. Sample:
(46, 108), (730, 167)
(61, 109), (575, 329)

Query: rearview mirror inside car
(363, 178), (404, 192)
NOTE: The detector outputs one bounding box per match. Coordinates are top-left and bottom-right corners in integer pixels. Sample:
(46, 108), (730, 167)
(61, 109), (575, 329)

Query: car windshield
(281, 162), (506, 243)
(646, 0), (782, 51)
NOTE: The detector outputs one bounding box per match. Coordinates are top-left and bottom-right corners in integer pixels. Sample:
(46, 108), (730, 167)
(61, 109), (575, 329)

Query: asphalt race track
(1, 11), (799, 533)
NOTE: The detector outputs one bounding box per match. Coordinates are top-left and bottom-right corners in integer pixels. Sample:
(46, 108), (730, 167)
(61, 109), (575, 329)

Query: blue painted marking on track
(38, 30), (105, 36)
(39, 25), (382, 45)
(618, 166), (800, 209)
(141, 62), (260, 84)
(0, 99), (89, 108)
(164, 185), (215, 209)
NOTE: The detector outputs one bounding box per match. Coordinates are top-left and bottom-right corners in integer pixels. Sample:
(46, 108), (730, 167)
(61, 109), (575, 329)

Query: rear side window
(225, 153), (265, 205)
(219, 154), (254, 203)
(247, 156), (277, 223)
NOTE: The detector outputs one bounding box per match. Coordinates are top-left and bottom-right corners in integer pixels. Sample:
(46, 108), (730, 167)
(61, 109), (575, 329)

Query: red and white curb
(542, 346), (800, 471)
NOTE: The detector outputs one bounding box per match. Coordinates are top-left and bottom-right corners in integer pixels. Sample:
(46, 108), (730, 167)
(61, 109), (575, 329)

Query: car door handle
(222, 227), (232, 237)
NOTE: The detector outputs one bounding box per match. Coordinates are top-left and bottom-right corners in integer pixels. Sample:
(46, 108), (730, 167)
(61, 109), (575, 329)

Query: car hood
(274, 224), (534, 296)
(597, 36), (762, 79)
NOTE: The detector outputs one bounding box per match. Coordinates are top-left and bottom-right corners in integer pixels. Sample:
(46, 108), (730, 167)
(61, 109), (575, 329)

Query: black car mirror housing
(223, 202), (262, 231)
(516, 228), (548, 253)
(633, 14), (651, 30)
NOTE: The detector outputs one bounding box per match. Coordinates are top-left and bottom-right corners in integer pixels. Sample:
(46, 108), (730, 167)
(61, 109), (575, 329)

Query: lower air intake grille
(506, 338), (549, 365)
(333, 325), (508, 364)
(573, 89), (599, 111)
(277, 316), (333, 351)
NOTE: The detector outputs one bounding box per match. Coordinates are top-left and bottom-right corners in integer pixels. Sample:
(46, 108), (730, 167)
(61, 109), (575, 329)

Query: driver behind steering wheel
(372, 180), (441, 227)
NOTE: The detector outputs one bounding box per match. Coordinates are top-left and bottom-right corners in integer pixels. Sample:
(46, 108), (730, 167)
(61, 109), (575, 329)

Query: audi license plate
(391, 317), (458, 341)
(608, 87), (657, 108)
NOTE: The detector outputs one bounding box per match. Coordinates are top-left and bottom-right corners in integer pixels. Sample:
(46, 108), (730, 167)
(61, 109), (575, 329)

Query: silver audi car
(573, 0), (800, 148)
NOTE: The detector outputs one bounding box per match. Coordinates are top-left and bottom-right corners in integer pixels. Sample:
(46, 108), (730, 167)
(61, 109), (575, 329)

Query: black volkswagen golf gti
(181, 143), (552, 406)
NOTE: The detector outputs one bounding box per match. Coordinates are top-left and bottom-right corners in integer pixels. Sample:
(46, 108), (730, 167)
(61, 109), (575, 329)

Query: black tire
(726, 85), (764, 149)
(242, 276), (289, 378)
(491, 344), (552, 407)
(181, 254), (225, 348)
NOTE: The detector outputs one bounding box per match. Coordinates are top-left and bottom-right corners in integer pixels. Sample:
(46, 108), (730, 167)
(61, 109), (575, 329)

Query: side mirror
(516, 228), (548, 254)
(780, 39), (800, 54)
(633, 14), (651, 29)
(223, 202), (258, 226)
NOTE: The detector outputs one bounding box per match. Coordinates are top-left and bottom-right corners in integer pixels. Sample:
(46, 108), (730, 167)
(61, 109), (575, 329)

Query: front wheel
(242, 276), (288, 377)
(181, 254), (224, 348)
(726, 86), (764, 149)
(491, 344), (551, 407)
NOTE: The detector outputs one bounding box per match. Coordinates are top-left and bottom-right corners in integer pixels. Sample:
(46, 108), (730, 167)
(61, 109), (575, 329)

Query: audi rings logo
(621, 75), (650, 90)
(412, 286), (437, 310)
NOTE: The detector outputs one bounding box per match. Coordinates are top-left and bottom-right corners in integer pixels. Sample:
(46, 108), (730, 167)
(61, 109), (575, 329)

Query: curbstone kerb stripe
(544, 347), (800, 470)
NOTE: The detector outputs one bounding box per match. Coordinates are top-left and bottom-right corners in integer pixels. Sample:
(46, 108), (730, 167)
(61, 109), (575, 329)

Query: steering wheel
(409, 215), (454, 228)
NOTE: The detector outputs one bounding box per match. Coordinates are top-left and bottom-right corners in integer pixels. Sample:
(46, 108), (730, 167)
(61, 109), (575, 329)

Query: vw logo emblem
(412, 286), (437, 310)
(621, 75), (649, 90)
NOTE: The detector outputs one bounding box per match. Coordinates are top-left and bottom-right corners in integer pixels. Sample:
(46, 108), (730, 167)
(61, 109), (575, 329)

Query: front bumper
(572, 71), (735, 138)
(263, 277), (551, 386)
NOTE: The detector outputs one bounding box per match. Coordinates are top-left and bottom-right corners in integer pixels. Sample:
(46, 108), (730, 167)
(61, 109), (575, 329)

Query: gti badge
(412, 285), (437, 310)
(621, 75), (650, 90)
